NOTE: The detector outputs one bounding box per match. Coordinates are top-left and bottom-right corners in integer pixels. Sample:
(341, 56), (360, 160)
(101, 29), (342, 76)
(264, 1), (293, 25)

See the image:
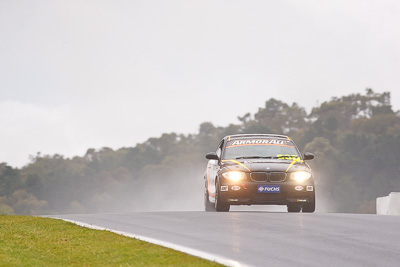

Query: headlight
(290, 171), (312, 182)
(222, 171), (246, 181)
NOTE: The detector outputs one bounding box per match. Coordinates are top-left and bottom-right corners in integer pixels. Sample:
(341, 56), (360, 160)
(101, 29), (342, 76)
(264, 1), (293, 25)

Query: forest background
(1, 89), (399, 215)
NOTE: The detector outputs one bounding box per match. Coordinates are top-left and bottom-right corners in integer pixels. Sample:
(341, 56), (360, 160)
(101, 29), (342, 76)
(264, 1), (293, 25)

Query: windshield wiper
(235, 156), (278, 159)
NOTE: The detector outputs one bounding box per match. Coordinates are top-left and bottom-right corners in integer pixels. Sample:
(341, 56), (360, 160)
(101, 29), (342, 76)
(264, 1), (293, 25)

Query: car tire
(287, 203), (301, 212)
(204, 179), (216, 212)
(215, 180), (230, 212)
(302, 202), (315, 213)
(302, 194), (315, 213)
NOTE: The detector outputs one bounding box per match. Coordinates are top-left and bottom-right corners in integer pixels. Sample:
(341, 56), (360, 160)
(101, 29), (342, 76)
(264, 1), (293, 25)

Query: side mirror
(304, 152), (315, 161)
(205, 152), (219, 160)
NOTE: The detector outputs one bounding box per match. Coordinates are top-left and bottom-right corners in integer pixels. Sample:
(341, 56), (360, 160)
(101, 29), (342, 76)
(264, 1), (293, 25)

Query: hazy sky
(1, 0), (399, 167)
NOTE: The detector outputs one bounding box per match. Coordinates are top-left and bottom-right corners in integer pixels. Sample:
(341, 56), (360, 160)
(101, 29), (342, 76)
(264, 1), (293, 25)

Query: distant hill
(1, 89), (399, 214)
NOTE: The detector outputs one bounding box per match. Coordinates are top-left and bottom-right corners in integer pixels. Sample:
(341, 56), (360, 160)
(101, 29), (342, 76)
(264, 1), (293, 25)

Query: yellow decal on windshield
(277, 154), (301, 161)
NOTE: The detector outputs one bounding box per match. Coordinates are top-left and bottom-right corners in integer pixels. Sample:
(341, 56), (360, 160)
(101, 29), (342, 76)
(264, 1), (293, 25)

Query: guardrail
(376, 192), (400, 215)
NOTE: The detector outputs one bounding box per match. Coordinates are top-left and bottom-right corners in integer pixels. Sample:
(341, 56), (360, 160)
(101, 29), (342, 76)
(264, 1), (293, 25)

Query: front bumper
(218, 179), (315, 206)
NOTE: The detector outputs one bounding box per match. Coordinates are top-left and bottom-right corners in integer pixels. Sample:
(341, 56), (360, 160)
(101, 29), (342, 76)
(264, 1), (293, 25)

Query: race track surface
(51, 212), (400, 267)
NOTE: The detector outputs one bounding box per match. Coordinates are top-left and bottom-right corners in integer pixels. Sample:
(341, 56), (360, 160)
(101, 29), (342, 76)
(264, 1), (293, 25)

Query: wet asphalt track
(51, 211), (400, 267)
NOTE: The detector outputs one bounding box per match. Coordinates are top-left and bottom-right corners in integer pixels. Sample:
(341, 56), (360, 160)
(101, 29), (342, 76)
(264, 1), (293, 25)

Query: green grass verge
(0, 215), (223, 266)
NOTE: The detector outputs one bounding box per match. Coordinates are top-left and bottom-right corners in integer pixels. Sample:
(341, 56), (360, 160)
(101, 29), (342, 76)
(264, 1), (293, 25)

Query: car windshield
(223, 138), (300, 160)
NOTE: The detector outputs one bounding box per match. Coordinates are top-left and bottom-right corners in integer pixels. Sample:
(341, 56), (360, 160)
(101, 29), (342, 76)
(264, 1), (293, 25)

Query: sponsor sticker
(257, 185), (281, 193)
(295, 185), (304, 191)
(231, 185), (241, 191)
(221, 186), (228, 191)
(231, 139), (287, 146)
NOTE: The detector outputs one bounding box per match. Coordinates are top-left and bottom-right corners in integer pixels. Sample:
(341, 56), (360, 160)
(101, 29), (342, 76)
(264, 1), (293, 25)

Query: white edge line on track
(56, 218), (249, 267)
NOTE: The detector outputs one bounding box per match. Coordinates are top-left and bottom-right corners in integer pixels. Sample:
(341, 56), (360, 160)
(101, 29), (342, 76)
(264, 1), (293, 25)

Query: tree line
(1, 88), (399, 214)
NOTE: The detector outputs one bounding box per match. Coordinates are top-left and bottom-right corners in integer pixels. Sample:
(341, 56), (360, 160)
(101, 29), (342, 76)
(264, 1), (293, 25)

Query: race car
(204, 134), (315, 212)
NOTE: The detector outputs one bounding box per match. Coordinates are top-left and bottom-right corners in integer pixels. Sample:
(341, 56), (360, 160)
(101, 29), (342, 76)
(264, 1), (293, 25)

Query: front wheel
(204, 179), (215, 212)
(215, 180), (230, 212)
(287, 203), (301, 212)
(302, 202), (315, 212)
(302, 199), (315, 212)
(302, 193), (315, 213)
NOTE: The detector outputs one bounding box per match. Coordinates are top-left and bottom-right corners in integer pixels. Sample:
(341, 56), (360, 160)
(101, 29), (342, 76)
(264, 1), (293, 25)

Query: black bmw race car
(204, 134), (315, 212)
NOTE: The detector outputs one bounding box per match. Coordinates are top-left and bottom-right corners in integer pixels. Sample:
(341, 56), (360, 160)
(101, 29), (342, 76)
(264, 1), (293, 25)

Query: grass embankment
(0, 215), (222, 266)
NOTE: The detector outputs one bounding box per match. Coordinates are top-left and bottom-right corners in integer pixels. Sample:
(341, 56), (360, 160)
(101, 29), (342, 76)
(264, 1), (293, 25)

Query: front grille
(250, 172), (268, 182)
(250, 172), (287, 182)
(269, 172), (287, 182)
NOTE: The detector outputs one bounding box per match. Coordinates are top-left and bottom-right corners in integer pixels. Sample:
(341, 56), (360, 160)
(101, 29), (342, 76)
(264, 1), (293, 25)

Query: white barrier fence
(376, 192), (400, 215)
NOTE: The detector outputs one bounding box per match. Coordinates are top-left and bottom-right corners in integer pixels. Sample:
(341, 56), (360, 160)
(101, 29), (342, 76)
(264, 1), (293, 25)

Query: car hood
(221, 159), (311, 173)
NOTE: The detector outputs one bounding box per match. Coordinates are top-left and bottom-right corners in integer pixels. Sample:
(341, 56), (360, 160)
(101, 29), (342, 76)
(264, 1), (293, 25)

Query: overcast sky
(1, 0), (399, 167)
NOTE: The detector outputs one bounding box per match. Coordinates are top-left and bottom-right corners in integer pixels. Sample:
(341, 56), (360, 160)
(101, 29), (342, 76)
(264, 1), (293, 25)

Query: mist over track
(51, 212), (400, 267)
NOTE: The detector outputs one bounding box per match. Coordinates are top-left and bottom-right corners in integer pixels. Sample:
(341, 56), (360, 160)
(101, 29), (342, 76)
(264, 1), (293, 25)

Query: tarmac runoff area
(49, 211), (400, 267)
